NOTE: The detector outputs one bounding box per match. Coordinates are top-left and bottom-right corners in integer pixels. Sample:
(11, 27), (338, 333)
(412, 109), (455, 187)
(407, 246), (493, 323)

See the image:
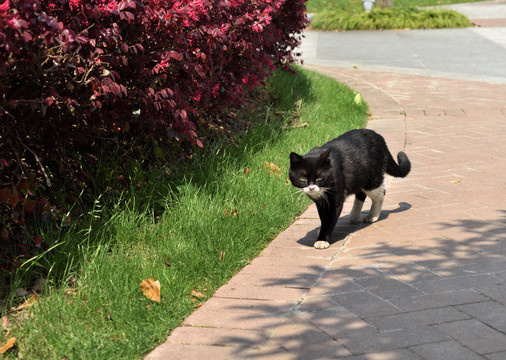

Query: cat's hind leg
(350, 191), (366, 224)
(363, 181), (386, 223)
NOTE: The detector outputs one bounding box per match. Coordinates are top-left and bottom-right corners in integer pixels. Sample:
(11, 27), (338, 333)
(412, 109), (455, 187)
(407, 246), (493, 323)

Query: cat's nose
(308, 185), (316, 191)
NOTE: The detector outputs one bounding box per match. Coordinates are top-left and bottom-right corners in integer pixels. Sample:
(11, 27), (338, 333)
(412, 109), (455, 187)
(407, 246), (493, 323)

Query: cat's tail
(386, 151), (411, 178)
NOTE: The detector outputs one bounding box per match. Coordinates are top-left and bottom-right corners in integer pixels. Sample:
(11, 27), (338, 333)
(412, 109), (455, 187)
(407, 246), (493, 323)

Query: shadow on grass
(178, 67), (316, 194)
(194, 209), (506, 359)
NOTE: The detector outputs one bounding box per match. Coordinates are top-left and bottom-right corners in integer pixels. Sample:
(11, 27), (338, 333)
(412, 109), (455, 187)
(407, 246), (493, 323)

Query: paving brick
(430, 259), (506, 278)
(296, 295), (343, 312)
(457, 301), (506, 333)
(212, 283), (307, 301)
(435, 319), (506, 354)
(167, 326), (268, 347)
(330, 291), (402, 317)
(341, 326), (450, 354)
(297, 308), (377, 337)
(236, 343), (294, 360)
(366, 307), (469, 331)
(477, 284), (506, 305)
(237, 263), (323, 277)
(190, 296), (296, 316)
(486, 351), (506, 360)
(304, 279), (362, 297)
(341, 349), (424, 360)
(248, 253), (332, 268)
(372, 261), (440, 284)
(390, 289), (489, 311)
(269, 317), (352, 358)
(319, 267), (383, 282)
(183, 306), (285, 330)
(144, 343), (252, 360)
(225, 272), (318, 290)
(354, 276), (424, 299)
(413, 274), (502, 294)
(410, 340), (484, 360)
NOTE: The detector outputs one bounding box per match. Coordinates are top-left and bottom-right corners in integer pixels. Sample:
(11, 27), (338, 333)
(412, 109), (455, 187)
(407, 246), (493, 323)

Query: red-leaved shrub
(1, 0), (307, 144)
(0, 0), (307, 278)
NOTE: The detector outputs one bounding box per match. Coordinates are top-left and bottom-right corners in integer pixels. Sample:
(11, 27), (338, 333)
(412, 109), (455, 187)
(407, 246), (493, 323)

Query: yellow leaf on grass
(139, 275), (161, 302)
(191, 290), (205, 299)
(354, 93), (363, 105)
(292, 121), (309, 128)
(0, 337), (16, 354)
(264, 162), (282, 177)
(13, 293), (38, 311)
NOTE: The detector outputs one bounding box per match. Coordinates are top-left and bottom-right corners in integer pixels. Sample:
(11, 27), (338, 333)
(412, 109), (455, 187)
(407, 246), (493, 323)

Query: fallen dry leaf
(264, 162), (282, 177)
(191, 290), (205, 299)
(224, 208), (239, 218)
(13, 293), (38, 311)
(450, 179), (463, 184)
(139, 275), (161, 302)
(291, 121), (308, 129)
(0, 337), (16, 355)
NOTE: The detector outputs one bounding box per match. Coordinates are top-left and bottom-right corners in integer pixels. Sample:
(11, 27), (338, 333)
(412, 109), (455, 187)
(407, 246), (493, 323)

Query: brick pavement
(146, 67), (506, 359)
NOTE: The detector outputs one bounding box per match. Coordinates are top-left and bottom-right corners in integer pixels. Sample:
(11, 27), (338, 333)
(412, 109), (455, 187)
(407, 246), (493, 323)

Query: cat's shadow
(296, 202), (412, 247)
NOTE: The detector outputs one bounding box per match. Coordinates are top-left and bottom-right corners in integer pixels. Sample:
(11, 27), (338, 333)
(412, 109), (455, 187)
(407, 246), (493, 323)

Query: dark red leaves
(167, 51), (183, 61)
(0, 0), (308, 274)
(0, 0), (308, 146)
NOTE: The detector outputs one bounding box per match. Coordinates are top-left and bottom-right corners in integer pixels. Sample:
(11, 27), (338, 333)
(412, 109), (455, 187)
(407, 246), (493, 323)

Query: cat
(289, 129), (411, 249)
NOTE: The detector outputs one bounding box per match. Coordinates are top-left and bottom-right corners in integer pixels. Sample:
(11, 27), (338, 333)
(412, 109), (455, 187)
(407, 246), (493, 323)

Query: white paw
(350, 217), (361, 224)
(363, 214), (379, 223)
(314, 241), (330, 249)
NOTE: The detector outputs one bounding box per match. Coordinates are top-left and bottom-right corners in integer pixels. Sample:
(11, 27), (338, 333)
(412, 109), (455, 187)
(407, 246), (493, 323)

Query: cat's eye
(316, 177), (324, 182)
(299, 176), (307, 182)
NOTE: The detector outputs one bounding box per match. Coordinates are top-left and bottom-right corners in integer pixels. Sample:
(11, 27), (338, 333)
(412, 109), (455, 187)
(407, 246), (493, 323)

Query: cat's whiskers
(316, 187), (330, 207)
(297, 190), (307, 200)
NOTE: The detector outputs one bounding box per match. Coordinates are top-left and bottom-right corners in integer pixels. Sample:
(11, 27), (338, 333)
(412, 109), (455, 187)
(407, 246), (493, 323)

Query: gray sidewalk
(146, 4), (506, 359)
(301, 1), (506, 84)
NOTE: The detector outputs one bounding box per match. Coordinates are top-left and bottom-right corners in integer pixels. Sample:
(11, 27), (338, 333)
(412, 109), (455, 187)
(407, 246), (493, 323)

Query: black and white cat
(289, 129), (411, 249)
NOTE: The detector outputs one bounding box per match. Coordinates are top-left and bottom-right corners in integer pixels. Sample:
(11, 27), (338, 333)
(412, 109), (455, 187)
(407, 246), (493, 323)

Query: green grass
(311, 7), (472, 30)
(1, 66), (368, 359)
(307, 0), (475, 30)
(307, 0), (485, 13)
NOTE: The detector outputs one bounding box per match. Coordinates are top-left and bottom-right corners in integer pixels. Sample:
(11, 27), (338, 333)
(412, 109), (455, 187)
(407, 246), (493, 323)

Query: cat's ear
(290, 152), (302, 165)
(320, 149), (331, 166)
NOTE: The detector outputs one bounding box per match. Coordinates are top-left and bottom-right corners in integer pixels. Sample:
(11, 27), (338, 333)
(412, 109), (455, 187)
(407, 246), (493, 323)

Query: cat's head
(289, 149), (333, 201)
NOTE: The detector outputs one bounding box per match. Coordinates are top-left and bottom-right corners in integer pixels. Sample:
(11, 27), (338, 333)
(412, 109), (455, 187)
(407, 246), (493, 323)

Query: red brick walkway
(146, 67), (506, 359)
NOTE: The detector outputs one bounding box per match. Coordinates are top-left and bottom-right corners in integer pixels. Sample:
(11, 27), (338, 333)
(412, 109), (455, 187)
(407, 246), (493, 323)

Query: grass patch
(307, 0), (474, 30)
(307, 0), (485, 13)
(1, 66), (368, 359)
(311, 7), (472, 31)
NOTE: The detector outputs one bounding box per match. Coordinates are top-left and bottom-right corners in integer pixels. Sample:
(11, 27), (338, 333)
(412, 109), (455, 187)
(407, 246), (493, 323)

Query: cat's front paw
(314, 240), (330, 249)
(363, 214), (379, 223)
